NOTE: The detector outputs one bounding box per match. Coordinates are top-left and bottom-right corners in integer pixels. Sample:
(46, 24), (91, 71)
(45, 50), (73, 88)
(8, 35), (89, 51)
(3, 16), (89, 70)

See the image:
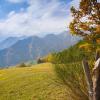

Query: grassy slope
(0, 63), (73, 100)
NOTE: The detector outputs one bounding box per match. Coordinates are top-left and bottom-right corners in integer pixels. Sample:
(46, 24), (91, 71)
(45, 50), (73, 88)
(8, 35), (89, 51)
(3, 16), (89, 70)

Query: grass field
(0, 63), (75, 100)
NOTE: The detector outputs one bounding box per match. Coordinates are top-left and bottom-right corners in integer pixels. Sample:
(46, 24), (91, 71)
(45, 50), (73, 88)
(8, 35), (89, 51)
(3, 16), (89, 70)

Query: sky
(0, 0), (79, 37)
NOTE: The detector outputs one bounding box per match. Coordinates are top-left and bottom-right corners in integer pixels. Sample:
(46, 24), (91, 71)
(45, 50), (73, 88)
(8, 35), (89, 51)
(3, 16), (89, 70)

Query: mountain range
(0, 37), (19, 50)
(0, 32), (80, 67)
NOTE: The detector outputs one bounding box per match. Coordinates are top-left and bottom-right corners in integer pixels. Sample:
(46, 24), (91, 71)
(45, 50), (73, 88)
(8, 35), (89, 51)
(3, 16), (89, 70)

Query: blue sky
(0, 0), (79, 37)
(0, 0), (28, 19)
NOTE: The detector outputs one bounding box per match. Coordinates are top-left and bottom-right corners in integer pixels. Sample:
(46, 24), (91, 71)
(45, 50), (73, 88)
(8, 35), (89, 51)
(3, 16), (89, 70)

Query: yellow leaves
(42, 53), (54, 63)
(95, 25), (100, 33)
(79, 43), (91, 48)
(46, 54), (54, 62)
(79, 23), (89, 31)
(96, 38), (100, 44)
(80, 0), (91, 14)
(69, 0), (99, 52)
(79, 42), (95, 52)
(69, 22), (75, 35)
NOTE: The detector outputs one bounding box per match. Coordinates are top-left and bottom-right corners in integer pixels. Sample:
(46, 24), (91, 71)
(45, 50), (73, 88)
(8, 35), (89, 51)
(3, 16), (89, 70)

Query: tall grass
(54, 62), (89, 100)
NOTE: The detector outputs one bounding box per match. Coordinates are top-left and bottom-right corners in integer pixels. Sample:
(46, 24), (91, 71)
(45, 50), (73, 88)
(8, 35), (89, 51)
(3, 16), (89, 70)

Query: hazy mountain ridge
(0, 37), (19, 50)
(0, 36), (27, 50)
(0, 32), (80, 67)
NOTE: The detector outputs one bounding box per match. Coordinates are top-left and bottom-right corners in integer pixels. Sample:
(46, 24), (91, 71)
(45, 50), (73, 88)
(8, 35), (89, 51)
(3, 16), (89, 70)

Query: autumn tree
(69, 0), (100, 51)
(69, 0), (100, 100)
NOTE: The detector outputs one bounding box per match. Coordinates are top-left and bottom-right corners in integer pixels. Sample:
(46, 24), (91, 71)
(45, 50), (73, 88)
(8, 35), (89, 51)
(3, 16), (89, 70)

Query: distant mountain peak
(0, 32), (80, 67)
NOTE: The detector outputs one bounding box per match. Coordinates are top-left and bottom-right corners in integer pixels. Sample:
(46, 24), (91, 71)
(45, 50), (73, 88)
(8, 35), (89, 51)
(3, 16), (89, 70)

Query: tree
(69, 0), (100, 100)
(69, 0), (100, 51)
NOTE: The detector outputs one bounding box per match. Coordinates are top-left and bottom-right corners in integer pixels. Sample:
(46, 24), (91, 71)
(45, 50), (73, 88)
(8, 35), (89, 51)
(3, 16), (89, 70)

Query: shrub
(17, 63), (27, 67)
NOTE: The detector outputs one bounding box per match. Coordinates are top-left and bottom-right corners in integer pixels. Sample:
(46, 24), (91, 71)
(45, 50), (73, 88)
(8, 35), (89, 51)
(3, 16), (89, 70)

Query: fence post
(82, 59), (93, 100)
(93, 50), (100, 100)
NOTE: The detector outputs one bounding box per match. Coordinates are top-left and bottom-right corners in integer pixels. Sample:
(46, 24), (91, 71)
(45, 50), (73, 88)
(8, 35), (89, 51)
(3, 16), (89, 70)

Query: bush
(17, 63), (27, 67)
(37, 58), (45, 64)
(53, 41), (95, 99)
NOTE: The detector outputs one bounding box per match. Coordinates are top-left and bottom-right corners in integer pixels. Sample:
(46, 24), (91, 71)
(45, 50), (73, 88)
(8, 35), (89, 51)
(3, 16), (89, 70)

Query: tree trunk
(93, 58), (100, 100)
(82, 50), (100, 100)
(82, 59), (93, 100)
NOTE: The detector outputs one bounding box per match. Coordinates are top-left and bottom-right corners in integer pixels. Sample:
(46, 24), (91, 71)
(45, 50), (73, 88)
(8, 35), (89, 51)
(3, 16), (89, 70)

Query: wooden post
(95, 50), (100, 61)
(82, 59), (93, 100)
(93, 57), (100, 100)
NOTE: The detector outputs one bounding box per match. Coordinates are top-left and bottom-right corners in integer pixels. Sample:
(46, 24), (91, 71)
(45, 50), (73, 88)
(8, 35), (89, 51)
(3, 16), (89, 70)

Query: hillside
(0, 37), (19, 50)
(0, 36), (27, 50)
(0, 32), (80, 67)
(0, 63), (75, 100)
(41, 41), (95, 64)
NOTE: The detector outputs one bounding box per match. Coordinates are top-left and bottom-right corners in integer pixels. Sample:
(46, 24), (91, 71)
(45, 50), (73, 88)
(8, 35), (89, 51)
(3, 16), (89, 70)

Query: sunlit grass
(0, 63), (72, 100)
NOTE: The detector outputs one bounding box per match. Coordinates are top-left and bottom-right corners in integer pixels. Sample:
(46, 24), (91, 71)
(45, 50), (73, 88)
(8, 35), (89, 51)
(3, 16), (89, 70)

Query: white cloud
(0, 0), (79, 37)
